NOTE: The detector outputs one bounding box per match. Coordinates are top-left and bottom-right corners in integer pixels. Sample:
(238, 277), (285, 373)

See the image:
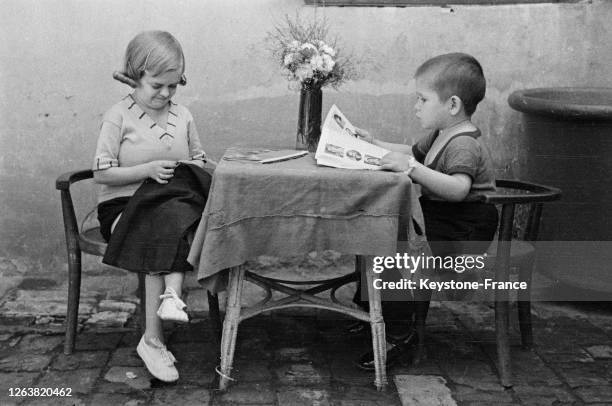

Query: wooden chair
(56, 169), (222, 355)
(413, 179), (561, 388)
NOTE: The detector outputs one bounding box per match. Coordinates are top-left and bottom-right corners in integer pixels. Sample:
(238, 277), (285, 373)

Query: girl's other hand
(354, 127), (374, 143)
(147, 160), (178, 184)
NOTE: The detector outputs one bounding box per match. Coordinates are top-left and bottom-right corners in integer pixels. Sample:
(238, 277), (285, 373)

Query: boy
(355, 53), (498, 369)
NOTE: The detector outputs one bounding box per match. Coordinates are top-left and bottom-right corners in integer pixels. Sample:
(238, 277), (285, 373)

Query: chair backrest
(480, 179), (561, 242)
(56, 169), (107, 256)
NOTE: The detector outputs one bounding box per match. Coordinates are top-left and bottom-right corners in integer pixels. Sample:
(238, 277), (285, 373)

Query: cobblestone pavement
(1, 266), (612, 405)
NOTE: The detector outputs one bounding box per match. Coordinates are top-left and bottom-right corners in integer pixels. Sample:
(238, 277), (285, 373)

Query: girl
(93, 31), (212, 382)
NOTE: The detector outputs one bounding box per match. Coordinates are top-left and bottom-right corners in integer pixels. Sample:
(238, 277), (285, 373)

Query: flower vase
(296, 85), (323, 152)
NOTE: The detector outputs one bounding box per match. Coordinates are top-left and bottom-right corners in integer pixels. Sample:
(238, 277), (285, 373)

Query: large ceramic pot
(508, 87), (612, 292)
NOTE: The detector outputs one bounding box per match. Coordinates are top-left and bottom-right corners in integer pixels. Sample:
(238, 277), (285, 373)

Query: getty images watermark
(371, 252), (528, 293)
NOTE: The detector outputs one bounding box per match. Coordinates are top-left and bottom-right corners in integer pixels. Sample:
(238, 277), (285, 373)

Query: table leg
(362, 256), (388, 390)
(219, 266), (245, 391)
(495, 204), (514, 388)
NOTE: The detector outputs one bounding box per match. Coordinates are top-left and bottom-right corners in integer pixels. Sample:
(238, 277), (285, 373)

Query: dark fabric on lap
(98, 197), (130, 242)
(102, 164), (211, 274)
(419, 196), (498, 256)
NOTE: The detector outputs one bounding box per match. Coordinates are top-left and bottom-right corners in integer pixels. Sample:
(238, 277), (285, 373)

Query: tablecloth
(187, 148), (426, 285)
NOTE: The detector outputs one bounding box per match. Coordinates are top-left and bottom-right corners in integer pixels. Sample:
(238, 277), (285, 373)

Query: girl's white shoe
(136, 336), (178, 382)
(157, 287), (189, 323)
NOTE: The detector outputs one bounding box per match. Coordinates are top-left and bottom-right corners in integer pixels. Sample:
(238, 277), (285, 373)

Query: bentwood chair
(56, 169), (222, 355)
(413, 179), (561, 388)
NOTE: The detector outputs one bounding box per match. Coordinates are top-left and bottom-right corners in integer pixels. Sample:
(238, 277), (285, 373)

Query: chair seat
(485, 239), (535, 269)
(79, 227), (107, 256)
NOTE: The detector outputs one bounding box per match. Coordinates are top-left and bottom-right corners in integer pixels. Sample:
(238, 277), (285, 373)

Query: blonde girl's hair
(113, 31), (187, 88)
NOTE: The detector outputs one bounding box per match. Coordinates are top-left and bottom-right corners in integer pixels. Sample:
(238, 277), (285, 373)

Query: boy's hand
(381, 152), (413, 172)
(147, 160), (178, 184)
(354, 127), (374, 143)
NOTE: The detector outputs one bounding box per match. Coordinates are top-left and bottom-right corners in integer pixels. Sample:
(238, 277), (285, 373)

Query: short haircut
(415, 53), (486, 116)
(123, 31), (185, 82)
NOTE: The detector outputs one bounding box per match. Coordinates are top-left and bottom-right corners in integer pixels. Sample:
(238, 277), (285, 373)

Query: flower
(267, 14), (357, 89)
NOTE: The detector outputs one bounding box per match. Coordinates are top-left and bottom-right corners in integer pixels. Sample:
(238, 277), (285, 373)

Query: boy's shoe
(157, 287), (189, 323)
(136, 336), (178, 382)
(345, 321), (368, 335)
(356, 330), (417, 371)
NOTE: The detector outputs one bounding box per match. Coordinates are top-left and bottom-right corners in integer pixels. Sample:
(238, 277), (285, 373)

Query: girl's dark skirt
(97, 164), (211, 275)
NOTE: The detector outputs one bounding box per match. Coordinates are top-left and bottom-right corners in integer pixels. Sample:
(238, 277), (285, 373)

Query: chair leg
(207, 290), (222, 342)
(413, 288), (432, 365)
(219, 266), (245, 391)
(137, 273), (146, 334)
(495, 300), (512, 387)
(64, 248), (82, 355)
(517, 258), (535, 349)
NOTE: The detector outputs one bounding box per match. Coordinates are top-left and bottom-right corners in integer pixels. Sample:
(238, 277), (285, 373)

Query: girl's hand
(147, 160), (178, 184)
(381, 152), (413, 172)
(354, 127), (374, 143)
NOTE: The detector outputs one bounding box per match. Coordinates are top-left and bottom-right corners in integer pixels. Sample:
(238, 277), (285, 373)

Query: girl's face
(134, 70), (182, 111)
(414, 76), (451, 130)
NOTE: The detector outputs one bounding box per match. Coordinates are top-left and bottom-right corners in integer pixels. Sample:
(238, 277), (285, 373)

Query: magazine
(223, 148), (309, 164)
(315, 104), (390, 170)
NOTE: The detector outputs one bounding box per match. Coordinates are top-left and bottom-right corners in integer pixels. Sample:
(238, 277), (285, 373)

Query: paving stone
(340, 385), (402, 405)
(168, 342), (219, 364)
(0, 353), (52, 371)
(216, 383), (276, 404)
(574, 385), (612, 403)
(275, 363), (331, 385)
(89, 392), (149, 406)
(108, 346), (143, 367)
(513, 384), (575, 403)
(104, 366), (151, 390)
(98, 299), (137, 313)
(16, 334), (63, 353)
(21, 396), (87, 406)
(231, 361), (273, 382)
(96, 380), (152, 394)
(328, 357), (379, 387)
(451, 384), (514, 403)
(151, 387), (211, 405)
(74, 332), (123, 351)
(0, 289), (97, 317)
(36, 368), (102, 394)
(275, 347), (311, 362)
(394, 375), (456, 406)
(0, 372), (39, 404)
(537, 349), (595, 363)
(336, 401), (387, 406)
(85, 310), (131, 327)
(175, 361), (217, 386)
(507, 349), (563, 386)
(439, 360), (504, 392)
(51, 351), (109, 370)
(277, 388), (331, 405)
(17, 277), (59, 290)
(235, 336), (273, 361)
(585, 345), (612, 359)
(551, 362), (612, 387)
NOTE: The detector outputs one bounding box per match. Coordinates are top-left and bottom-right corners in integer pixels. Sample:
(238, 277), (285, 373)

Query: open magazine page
(315, 104), (390, 170)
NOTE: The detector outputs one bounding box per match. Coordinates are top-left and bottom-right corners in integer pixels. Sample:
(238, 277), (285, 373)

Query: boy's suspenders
(425, 128), (481, 170)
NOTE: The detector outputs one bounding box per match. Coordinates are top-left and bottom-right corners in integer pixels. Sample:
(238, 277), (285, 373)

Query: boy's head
(415, 53), (486, 119)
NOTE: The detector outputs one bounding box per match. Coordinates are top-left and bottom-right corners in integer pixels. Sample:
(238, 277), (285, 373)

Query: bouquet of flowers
(268, 14), (357, 90)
